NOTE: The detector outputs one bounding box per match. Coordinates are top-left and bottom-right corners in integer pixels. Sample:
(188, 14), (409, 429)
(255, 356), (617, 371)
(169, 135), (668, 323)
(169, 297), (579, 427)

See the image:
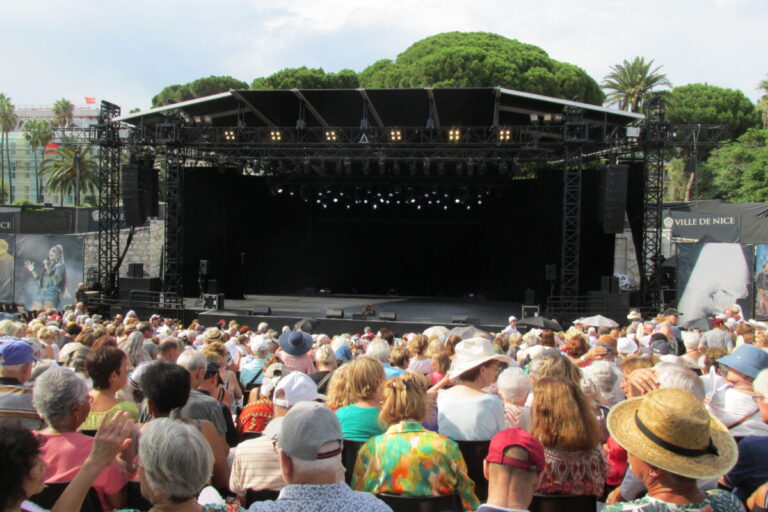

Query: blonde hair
(426, 339), (444, 358)
(347, 356), (385, 403)
(38, 327), (57, 342)
(531, 378), (601, 451)
(202, 342), (227, 361)
(326, 364), (351, 409)
(407, 335), (429, 357)
(390, 347), (410, 369)
(529, 351), (581, 384)
(431, 353), (451, 373)
(380, 374), (427, 425)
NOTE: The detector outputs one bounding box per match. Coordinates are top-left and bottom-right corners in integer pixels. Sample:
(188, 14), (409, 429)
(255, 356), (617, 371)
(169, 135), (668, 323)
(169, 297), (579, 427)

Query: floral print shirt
(603, 489), (745, 512)
(351, 421), (480, 511)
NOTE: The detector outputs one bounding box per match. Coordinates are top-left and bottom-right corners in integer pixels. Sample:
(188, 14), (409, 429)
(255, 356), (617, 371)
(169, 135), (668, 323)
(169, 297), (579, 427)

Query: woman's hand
(85, 410), (134, 471)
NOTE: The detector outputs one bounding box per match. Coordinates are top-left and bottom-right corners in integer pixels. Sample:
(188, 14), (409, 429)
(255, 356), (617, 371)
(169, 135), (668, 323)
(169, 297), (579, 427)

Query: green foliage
(358, 32), (604, 104)
(663, 158), (690, 201)
(52, 98), (74, 128)
(41, 145), (99, 205)
(251, 66), (360, 89)
(151, 75), (249, 107)
(12, 199), (32, 206)
(698, 128), (768, 201)
(666, 83), (760, 139)
(128, 107), (141, 114)
(601, 57), (671, 112)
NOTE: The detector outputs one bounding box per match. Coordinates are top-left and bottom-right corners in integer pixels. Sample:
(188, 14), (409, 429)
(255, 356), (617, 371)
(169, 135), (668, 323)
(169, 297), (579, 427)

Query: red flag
(84, 97), (96, 104)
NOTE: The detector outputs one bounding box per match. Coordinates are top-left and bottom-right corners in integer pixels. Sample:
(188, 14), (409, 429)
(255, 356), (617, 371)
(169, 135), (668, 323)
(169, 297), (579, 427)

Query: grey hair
(64, 346), (92, 373)
(139, 418), (214, 502)
(0, 319), (23, 336)
(365, 338), (391, 363)
(33, 366), (88, 427)
(176, 349), (207, 372)
(582, 361), (623, 405)
(120, 331), (147, 367)
(754, 368), (768, 396)
(522, 331), (540, 347)
(314, 344), (336, 365)
(681, 331), (700, 351)
(497, 366), (532, 403)
(657, 366), (705, 401)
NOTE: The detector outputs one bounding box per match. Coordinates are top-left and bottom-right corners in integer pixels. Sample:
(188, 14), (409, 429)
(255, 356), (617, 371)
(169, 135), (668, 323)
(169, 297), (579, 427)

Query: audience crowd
(0, 302), (767, 512)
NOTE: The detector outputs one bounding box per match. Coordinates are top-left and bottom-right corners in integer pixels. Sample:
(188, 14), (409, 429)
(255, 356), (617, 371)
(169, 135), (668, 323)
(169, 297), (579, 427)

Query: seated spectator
(121, 418), (245, 512)
(118, 330), (151, 369)
(437, 338), (509, 440)
(604, 388), (741, 512)
(82, 347), (140, 431)
(141, 361), (230, 490)
(0, 411), (134, 512)
(565, 333), (589, 366)
(389, 346), (410, 372)
(33, 365), (127, 510)
(527, 350), (581, 385)
(229, 371), (323, 499)
(430, 352), (451, 386)
(0, 339), (43, 430)
(531, 378), (608, 496)
(248, 401), (390, 512)
(197, 359), (239, 446)
(177, 350), (228, 437)
(479, 428), (546, 512)
(325, 364), (351, 411)
(335, 356), (386, 441)
(366, 338), (401, 379)
(239, 338), (270, 393)
(238, 362), (284, 435)
(309, 344), (337, 394)
(406, 335), (433, 374)
(353, 373), (479, 510)
(497, 366), (532, 430)
(582, 360), (624, 407)
(277, 331), (315, 374)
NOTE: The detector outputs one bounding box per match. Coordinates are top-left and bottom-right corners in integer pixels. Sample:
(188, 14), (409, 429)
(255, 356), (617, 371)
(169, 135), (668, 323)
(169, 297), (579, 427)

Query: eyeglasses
(271, 438), (280, 454)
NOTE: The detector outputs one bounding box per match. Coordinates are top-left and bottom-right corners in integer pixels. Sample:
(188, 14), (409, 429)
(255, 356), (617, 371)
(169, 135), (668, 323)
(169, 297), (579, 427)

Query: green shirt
(335, 404), (385, 442)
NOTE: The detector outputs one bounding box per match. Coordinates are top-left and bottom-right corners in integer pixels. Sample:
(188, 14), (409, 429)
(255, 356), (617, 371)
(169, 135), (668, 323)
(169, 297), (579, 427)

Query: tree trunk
(33, 148), (39, 203)
(684, 171), (696, 202)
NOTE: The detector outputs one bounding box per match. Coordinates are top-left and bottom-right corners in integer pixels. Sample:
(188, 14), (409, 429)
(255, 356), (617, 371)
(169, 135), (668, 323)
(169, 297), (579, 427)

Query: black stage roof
(116, 87), (643, 129)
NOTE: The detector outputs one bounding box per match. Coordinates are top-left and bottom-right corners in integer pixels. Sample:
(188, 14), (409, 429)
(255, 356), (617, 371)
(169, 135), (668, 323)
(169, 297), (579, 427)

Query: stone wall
(83, 219), (165, 279)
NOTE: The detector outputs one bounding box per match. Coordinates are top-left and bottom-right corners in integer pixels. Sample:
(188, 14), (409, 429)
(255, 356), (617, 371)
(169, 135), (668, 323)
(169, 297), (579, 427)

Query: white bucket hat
(448, 337), (511, 380)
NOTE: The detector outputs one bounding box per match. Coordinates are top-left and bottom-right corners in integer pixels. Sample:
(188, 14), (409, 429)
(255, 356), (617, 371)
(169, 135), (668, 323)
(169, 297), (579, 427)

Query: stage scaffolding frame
(79, 89), (725, 312)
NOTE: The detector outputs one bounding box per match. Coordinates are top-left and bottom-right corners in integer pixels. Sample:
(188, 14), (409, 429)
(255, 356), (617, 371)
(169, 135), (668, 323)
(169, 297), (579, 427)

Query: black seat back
(455, 440), (490, 502)
(529, 494), (597, 512)
(126, 480), (152, 510)
(245, 489), (281, 507)
(342, 439), (365, 486)
(29, 482), (103, 512)
(377, 493), (462, 512)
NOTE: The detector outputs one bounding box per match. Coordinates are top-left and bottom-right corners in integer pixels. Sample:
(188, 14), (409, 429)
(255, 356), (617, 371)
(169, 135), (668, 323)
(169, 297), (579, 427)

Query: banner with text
(664, 211), (740, 242)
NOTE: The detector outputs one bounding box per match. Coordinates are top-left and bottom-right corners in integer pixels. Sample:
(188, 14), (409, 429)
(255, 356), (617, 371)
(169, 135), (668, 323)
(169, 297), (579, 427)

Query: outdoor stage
(189, 293), (520, 334)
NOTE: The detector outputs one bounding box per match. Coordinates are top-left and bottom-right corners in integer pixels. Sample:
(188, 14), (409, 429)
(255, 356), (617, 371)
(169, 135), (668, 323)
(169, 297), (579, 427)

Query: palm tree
(52, 98), (74, 128)
(601, 57), (672, 112)
(22, 120), (53, 203)
(0, 94), (18, 203)
(758, 76), (768, 128)
(41, 145), (98, 206)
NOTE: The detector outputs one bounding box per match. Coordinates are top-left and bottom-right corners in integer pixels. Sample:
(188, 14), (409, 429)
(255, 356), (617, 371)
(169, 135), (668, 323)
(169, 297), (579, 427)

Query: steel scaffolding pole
(96, 101), (121, 297)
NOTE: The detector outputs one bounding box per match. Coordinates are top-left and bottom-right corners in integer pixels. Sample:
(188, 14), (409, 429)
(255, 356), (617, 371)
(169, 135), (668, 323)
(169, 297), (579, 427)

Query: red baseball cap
(485, 428), (545, 472)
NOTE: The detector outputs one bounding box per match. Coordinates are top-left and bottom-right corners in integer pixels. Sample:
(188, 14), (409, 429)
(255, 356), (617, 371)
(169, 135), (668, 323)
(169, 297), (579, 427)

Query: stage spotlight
(448, 128), (461, 142)
(270, 130), (282, 142)
(543, 114), (553, 123)
(389, 129), (402, 142)
(529, 114), (539, 124)
(498, 127), (512, 142)
(224, 130), (237, 141)
(325, 130), (338, 142)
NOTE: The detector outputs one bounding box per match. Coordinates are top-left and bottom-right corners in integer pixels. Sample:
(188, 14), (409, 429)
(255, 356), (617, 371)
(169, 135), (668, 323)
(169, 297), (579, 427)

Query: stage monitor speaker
(602, 164), (628, 234)
(351, 313), (367, 320)
(141, 166), (159, 217)
(451, 314), (469, 324)
(118, 277), (161, 300)
(325, 309), (344, 319)
(524, 288), (535, 305)
(601, 275), (619, 294)
(127, 263), (143, 278)
(203, 293), (225, 310)
(379, 312), (397, 321)
(207, 279), (219, 294)
(121, 163), (146, 227)
(199, 260), (209, 276)
(250, 306), (272, 316)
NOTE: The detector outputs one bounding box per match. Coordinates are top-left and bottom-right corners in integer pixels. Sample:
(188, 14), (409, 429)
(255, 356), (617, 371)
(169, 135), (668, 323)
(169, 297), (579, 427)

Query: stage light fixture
(543, 114), (553, 123)
(529, 114), (539, 124)
(498, 128), (512, 142)
(448, 128), (461, 142)
(270, 130), (282, 142)
(389, 129), (403, 142)
(224, 130), (237, 141)
(325, 130), (338, 142)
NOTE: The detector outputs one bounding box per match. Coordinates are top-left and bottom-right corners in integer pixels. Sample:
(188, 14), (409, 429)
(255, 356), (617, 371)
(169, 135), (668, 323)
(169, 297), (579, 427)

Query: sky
(2, 0), (766, 112)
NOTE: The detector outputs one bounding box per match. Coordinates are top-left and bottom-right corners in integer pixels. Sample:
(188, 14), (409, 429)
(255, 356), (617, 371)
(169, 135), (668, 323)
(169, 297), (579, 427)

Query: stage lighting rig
(269, 130), (282, 142)
(448, 128), (462, 142)
(224, 130), (237, 141)
(325, 130), (338, 142)
(498, 127), (512, 142)
(389, 129), (403, 142)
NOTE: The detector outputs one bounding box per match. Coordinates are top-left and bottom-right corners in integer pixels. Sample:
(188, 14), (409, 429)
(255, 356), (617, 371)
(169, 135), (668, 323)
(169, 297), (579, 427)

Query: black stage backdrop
(183, 166), (621, 302)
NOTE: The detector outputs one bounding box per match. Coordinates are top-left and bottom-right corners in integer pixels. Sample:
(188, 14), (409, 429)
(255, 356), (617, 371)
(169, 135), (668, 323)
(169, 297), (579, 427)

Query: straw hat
(607, 388), (737, 479)
(448, 337), (511, 380)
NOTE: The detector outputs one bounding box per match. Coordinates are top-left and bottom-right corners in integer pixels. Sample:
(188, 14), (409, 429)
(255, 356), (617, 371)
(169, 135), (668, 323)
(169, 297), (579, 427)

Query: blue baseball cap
(717, 344), (768, 379)
(0, 340), (40, 366)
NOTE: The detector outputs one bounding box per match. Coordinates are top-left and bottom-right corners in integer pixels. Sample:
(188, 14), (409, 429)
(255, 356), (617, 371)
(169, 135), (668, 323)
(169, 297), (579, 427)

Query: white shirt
(437, 390), (505, 441)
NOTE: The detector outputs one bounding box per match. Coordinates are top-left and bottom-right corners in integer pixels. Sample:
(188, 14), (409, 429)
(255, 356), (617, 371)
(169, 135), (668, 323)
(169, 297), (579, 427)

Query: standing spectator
(699, 318), (735, 352)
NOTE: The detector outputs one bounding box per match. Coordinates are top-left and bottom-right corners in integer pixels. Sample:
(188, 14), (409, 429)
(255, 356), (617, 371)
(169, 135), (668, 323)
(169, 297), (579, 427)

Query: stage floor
(186, 293), (522, 332)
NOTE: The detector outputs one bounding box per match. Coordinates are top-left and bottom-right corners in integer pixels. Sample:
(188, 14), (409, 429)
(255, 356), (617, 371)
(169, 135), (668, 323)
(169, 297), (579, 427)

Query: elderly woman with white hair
(33, 366), (128, 510)
(496, 366), (532, 430)
(582, 361), (625, 407)
(119, 330), (151, 369)
(115, 418), (245, 512)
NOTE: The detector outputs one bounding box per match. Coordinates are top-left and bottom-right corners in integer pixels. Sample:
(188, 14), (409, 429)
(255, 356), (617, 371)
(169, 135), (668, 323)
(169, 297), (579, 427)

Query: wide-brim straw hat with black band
(607, 388), (737, 480)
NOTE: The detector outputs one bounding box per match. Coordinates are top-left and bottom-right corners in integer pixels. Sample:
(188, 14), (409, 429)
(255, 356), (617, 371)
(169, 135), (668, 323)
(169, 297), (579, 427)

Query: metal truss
(96, 101), (122, 297)
(163, 144), (185, 298)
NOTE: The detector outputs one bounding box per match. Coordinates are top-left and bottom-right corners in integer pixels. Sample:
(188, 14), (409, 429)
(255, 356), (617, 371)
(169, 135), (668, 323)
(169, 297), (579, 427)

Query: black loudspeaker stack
(602, 164), (628, 234)
(127, 263), (143, 278)
(122, 154), (160, 227)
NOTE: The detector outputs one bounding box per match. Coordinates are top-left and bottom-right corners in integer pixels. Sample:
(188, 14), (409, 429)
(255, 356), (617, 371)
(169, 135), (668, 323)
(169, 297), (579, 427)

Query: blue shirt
(725, 435), (768, 501)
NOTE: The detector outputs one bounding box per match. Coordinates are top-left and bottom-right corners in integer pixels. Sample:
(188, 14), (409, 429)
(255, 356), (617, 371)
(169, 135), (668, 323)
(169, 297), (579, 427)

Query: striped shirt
(230, 417), (285, 495)
(0, 377), (44, 430)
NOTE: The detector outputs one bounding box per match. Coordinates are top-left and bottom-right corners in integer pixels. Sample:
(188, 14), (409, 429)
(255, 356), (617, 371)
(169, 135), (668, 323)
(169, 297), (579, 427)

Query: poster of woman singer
(755, 245), (768, 320)
(0, 234), (15, 302)
(676, 242), (754, 329)
(13, 235), (83, 310)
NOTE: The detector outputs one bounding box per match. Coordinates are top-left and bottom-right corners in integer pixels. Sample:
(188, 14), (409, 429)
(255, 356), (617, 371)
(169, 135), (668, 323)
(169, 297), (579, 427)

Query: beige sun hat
(607, 388), (737, 480)
(448, 337), (511, 380)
